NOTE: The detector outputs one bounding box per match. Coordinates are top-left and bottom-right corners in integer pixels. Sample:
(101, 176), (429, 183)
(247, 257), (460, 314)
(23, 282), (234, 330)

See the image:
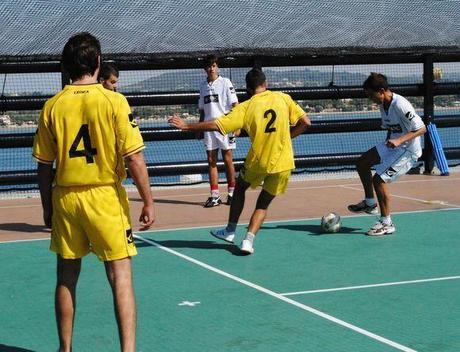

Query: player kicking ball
(348, 73), (426, 236)
(170, 68), (310, 254)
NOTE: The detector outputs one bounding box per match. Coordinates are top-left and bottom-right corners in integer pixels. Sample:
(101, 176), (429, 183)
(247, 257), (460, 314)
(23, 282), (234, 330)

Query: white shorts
(204, 131), (236, 151)
(375, 142), (419, 183)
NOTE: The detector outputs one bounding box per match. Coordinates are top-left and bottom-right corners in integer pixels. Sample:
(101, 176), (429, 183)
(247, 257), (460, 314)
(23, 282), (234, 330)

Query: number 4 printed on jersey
(69, 124), (97, 163)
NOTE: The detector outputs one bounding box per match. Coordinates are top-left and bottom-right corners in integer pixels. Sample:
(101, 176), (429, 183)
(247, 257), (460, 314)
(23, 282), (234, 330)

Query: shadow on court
(271, 224), (362, 235)
(136, 239), (246, 255)
(0, 223), (50, 233)
(0, 345), (36, 352)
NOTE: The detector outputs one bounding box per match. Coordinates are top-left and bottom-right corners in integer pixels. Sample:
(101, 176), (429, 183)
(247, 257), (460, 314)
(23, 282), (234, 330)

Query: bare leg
(55, 256), (81, 352)
(247, 190), (275, 235)
(356, 147), (381, 199)
(206, 149), (219, 193)
(104, 257), (136, 352)
(373, 174), (390, 217)
(228, 175), (250, 225)
(221, 149), (236, 189)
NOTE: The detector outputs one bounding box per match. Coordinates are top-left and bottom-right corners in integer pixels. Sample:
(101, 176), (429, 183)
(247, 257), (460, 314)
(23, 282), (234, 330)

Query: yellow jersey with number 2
(215, 90), (305, 174)
(33, 84), (144, 186)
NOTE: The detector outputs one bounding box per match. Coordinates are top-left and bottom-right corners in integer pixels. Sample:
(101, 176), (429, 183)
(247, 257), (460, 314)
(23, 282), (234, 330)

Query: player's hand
(233, 129), (241, 137)
(168, 115), (187, 130)
(139, 204), (155, 231)
(385, 138), (401, 149)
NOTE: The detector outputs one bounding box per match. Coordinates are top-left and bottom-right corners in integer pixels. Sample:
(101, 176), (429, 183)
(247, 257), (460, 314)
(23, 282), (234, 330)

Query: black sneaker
(226, 194), (233, 205)
(347, 200), (378, 214)
(204, 196), (222, 208)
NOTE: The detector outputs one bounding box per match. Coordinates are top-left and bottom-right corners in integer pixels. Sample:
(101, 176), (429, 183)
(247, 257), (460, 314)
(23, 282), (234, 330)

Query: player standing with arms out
(170, 68), (310, 254)
(99, 62), (119, 91)
(198, 55), (238, 207)
(33, 32), (155, 352)
(348, 72), (426, 236)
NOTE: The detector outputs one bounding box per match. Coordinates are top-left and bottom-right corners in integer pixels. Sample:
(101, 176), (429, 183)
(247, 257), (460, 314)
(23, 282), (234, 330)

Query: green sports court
(1, 178), (460, 351)
(2, 0), (460, 351)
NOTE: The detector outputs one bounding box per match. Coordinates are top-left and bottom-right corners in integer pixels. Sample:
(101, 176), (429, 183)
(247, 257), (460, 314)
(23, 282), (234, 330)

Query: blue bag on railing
(427, 123), (449, 176)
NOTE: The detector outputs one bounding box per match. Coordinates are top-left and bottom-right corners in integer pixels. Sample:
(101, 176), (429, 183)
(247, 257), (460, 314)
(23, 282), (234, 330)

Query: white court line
(341, 185), (460, 208)
(138, 176), (460, 199)
(280, 276), (460, 296)
(134, 206), (460, 233)
(0, 204), (41, 209)
(3, 176), (460, 208)
(2, 207), (460, 244)
(0, 237), (50, 244)
(135, 234), (417, 352)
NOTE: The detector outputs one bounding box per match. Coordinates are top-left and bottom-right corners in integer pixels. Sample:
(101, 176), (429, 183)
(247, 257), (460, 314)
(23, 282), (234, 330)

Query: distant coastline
(1, 106), (459, 133)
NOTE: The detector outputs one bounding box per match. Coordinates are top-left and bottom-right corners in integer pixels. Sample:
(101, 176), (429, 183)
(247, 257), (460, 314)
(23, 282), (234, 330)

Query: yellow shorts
(50, 183), (137, 261)
(240, 167), (291, 196)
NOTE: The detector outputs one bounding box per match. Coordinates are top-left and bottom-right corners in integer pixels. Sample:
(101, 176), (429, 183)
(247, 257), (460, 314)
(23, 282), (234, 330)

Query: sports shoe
(366, 221), (396, 236)
(348, 200), (378, 215)
(226, 194), (233, 205)
(204, 196), (222, 208)
(210, 228), (235, 243)
(240, 239), (254, 254)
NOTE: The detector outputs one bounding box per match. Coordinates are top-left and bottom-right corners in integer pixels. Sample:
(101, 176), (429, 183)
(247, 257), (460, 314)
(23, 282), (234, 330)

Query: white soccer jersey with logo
(379, 93), (425, 157)
(198, 76), (238, 120)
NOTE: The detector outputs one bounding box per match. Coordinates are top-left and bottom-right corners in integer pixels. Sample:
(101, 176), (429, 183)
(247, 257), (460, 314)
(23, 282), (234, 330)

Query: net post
(422, 54), (435, 174)
(252, 57), (262, 69)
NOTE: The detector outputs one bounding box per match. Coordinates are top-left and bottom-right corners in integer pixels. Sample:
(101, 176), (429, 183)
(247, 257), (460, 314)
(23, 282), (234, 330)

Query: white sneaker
(210, 228), (235, 243)
(240, 239), (254, 254)
(366, 221), (396, 236)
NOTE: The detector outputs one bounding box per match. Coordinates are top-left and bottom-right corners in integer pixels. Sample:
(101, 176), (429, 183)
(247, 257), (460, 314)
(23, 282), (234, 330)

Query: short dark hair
(61, 32), (101, 81)
(203, 54), (219, 68)
(99, 63), (119, 81)
(363, 72), (389, 91)
(245, 68), (266, 96)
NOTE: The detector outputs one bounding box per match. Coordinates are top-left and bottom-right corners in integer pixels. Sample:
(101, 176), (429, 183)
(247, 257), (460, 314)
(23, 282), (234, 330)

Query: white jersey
(198, 76), (238, 120)
(379, 93), (425, 157)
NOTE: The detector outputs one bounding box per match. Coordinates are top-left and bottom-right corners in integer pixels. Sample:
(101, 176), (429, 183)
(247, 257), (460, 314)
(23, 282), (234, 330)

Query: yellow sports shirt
(215, 90), (305, 173)
(33, 84), (144, 186)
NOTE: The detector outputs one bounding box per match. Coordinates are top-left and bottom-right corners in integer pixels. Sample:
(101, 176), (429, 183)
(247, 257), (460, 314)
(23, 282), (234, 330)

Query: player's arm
(115, 95), (155, 230)
(33, 105), (56, 228)
(169, 115), (220, 132)
(386, 105), (426, 148)
(290, 114), (311, 138)
(230, 102), (242, 137)
(386, 125), (426, 148)
(195, 109), (205, 139)
(37, 162), (53, 228)
(124, 151), (155, 230)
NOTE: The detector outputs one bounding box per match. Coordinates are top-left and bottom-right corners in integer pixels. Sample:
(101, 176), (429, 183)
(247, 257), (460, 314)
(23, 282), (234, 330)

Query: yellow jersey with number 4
(215, 90), (305, 173)
(33, 84), (144, 186)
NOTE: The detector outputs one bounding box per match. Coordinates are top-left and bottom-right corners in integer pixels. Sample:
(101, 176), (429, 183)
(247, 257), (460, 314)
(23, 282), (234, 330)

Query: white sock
(244, 232), (255, 244)
(365, 198), (376, 206)
(381, 216), (392, 225)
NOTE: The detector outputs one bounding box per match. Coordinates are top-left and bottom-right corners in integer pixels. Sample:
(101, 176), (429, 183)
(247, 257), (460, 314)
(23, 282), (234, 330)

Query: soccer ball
(321, 212), (341, 233)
